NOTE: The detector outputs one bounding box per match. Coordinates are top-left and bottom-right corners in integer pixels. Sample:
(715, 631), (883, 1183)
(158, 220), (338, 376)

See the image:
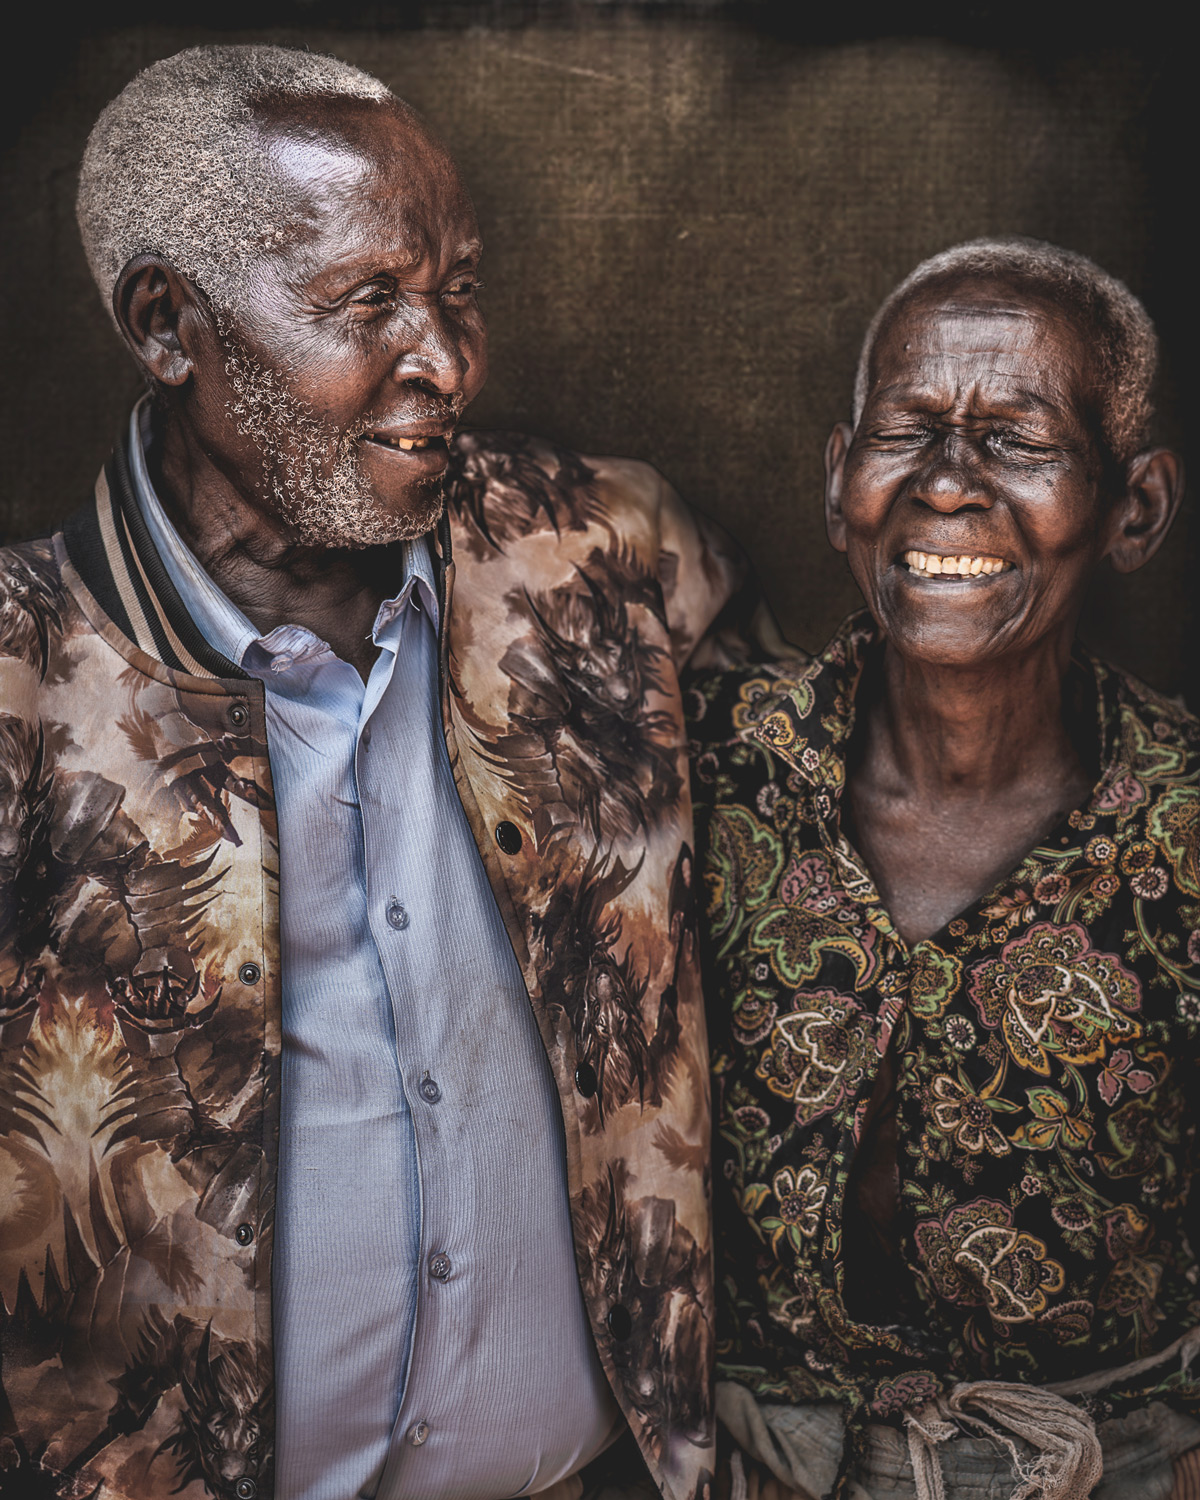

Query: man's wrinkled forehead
(248, 94), (477, 257)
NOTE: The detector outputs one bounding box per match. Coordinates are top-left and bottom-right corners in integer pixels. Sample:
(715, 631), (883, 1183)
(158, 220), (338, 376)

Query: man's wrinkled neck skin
(823, 275), (1182, 944)
(114, 95), (487, 678)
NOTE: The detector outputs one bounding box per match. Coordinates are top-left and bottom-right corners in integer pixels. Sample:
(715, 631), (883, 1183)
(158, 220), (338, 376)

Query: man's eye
(442, 278), (484, 305)
(351, 284), (396, 309)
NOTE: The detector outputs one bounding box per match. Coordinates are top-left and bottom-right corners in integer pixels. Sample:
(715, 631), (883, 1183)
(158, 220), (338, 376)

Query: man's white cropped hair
(852, 237), (1158, 466)
(77, 45), (392, 320)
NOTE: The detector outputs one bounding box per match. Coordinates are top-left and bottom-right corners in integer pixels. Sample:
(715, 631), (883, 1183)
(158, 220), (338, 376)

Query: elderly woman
(690, 239), (1199, 1500)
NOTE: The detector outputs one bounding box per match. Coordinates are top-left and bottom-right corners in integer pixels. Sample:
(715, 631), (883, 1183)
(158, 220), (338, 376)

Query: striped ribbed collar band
(61, 412), (453, 683)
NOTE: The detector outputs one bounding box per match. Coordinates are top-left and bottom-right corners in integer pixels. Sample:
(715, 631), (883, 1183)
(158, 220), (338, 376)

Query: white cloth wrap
(717, 1329), (1200, 1500)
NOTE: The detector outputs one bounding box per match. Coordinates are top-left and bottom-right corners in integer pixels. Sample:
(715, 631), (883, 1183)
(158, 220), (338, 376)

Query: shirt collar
(127, 398), (437, 680)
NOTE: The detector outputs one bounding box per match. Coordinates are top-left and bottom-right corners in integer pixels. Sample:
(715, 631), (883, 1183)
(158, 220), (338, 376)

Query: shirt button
(234, 1480), (257, 1500)
(419, 1073), (442, 1104)
(428, 1251), (452, 1281)
(574, 1062), (598, 1098)
(408, 1421), (430, 1447)
(386, 898), (409, 930)
(235, 1223), (255, 1246)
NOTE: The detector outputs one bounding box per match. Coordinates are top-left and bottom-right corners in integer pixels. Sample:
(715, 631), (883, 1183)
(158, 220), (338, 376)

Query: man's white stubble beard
(221, 336), (446, 549)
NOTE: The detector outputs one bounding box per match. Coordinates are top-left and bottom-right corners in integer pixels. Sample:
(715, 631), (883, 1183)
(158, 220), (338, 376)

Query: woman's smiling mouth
(901, 549), (1012, 579)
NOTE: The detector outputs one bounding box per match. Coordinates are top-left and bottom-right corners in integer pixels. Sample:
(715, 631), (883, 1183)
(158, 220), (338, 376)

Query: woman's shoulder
(1095, 653), (1200, 785)
(685, 656), (813, 748)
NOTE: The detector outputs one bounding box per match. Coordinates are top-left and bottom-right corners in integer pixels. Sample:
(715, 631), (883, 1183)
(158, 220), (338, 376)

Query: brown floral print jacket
(689, 613), (1200, 1433)
(0, 425), (768, 1500)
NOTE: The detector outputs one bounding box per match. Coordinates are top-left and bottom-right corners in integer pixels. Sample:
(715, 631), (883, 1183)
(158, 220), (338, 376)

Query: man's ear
(824, 422), (854, 554)
(1106, 447), (1185, 575)
(112, 256), (210, 388)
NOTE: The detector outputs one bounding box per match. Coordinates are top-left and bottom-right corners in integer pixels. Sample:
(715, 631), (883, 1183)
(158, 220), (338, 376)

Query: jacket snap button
(574, 1062), (597, 1098)
(235, 1223), (254, 1246)
(606, 1304), (632, 1341)
(228, 702), (249, 730)
(495, 820), (523, 855)
(235, 1481), (257, 1500)
(238, 962), (261, 986)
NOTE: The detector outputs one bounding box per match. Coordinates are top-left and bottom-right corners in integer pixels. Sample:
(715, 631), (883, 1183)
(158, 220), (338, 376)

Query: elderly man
(0, 44), (765, 1500)
(690, 240), (1198, 1498)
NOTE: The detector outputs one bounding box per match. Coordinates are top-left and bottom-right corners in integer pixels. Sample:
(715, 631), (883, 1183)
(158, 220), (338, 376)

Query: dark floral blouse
(688, 613), (1200, 1430)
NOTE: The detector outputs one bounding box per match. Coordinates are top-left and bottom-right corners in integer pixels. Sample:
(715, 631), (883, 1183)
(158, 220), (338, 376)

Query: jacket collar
(60, 409), (455, 683)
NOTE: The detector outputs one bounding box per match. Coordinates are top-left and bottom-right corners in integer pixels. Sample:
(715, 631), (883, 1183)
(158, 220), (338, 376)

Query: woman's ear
(1106, 447), (1185, 575)
(112, 255), (205, 388)
(824, 422), (854, 553)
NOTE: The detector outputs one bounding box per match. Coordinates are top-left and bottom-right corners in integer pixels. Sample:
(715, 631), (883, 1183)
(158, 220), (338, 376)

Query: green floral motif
(1148, 787), (1200, 897)
(749, 903), (877, 989)
(764, 1164), (827, 1250)
(704, 804), (785, 942)
(1010, 1087), (1093, 1152)
(909, 944), (964, 1020)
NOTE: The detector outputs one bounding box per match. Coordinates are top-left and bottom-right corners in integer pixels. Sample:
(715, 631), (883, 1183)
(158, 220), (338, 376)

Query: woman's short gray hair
(76, 44), (392, 320)
(851, 237), (1158, 466)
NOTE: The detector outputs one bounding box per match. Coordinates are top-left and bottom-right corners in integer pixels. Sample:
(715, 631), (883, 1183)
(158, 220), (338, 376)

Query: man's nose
(390, 304), (470, 397)
(909, 433), (994, 512)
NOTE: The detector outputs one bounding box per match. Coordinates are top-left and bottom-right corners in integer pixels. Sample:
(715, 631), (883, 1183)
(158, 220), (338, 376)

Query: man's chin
(282, 478), (446, 550)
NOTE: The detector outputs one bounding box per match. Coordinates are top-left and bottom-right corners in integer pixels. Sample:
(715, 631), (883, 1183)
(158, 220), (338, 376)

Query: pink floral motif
(914, 1197), (1065, 1324)
(1033, 872), (1070, 906)
(870, 1371), (942, 1418)
(1096, 1048), (1156, 1107)
(779, 853), (839, 913)
(1095, 771), (1147, 817)
(967, 923), (1142, 1075)
(1130, 867), (1169, 901)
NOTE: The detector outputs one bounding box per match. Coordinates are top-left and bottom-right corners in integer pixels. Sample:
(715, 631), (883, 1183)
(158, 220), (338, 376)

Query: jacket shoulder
(445, 427), (677, 558)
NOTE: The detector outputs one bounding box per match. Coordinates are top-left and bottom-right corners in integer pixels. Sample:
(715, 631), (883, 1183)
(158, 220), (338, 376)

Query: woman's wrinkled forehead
(866, 275), (1100, 426)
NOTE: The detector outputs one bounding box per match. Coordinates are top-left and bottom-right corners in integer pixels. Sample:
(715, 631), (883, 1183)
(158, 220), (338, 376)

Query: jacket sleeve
(652, 468), (799, 676)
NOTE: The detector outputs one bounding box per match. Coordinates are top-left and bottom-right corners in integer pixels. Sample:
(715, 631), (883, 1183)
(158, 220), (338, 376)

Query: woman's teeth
(902, 550), (1010, 579)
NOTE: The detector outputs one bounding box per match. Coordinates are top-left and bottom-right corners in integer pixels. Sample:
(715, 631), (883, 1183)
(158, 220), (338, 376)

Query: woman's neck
(844, 635), (1095, 945)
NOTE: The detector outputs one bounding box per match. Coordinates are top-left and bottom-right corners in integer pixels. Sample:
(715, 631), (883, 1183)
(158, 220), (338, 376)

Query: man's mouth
(901, 549), (1013, 580)
(364, 432), (448, 453)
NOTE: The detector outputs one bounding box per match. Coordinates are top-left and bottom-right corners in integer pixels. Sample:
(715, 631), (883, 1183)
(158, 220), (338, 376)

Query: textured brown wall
(1, 18), (1192, 698)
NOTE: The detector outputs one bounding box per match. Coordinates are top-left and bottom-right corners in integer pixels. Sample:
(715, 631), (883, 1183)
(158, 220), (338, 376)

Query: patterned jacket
(689, 614), (1200, 1431)
(0, 425), (765, 1500)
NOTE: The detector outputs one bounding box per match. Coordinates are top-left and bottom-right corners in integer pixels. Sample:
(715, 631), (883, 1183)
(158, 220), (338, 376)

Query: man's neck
(149, 407), (398, 679)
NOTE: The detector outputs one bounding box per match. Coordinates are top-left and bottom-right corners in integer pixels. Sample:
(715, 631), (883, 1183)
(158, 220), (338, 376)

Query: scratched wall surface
(1, 19), (1193, 699)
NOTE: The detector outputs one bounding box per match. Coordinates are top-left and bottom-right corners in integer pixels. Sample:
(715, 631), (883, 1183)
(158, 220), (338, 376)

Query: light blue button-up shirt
(128, 406), (620, 1500)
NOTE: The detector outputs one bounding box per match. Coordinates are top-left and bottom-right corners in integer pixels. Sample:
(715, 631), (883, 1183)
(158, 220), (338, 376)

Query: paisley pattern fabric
(688, 613), (1200, 1431)
(0, 426), (766, 1500)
